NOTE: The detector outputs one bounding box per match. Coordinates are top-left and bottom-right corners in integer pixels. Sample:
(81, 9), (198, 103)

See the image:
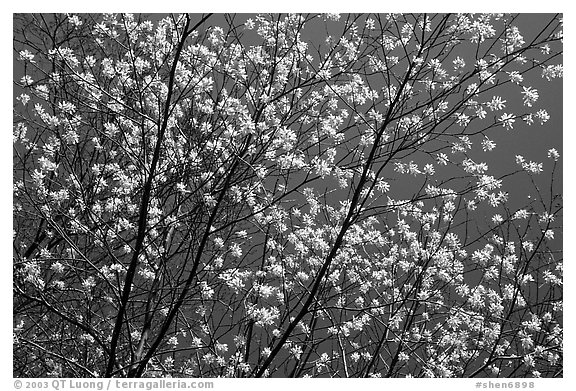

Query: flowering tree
(13, 13), (562, 378)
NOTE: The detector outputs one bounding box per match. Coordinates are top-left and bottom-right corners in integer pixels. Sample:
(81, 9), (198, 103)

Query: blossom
(213, 237), (224, 248)
(58, 101), (77, 114)
(322, 13), (341, 21)
(38, 156), (58, 172)
(547, 148), (560, 161)
(436, 153), (449, 165)
(67, 14), (83, 27)
(82, 276), (96, 291)
(176, 182), (188, 194)
(451, 136), (472, 153)
(467, 199), (477, 210)
(50, 261), (65, 273)
(215, 342), (228, 352)
(486, 96), (507, 111)
(247, 305), (279, 327)
(290, 345), (303, 359)
(492, 214), (503, 224)
(21, 75), (34, 86)
(481, 138), (496, 151)
(541, 64), (563, 81)
(376, 179), (390, 192)
(502, 25), (525, 52)
(453, 56), (465, 70)
(522, 241), (535, 252)
(365, 18), (375, 30)
(535, 109), (550, 124)
(521, 86), (539, 107)
(394, 161), (421, 176)
(455, 112), (470, 127)
(200, 281), (214, 299)
(516, 156), (543, 174)
(245, 18), (255, 29)
(466, 83), (478, 95)
(349, 352), (360, 362)
(499, 113), (516, 130)
(63, 130), (79, 144)
(523, 355), (535, 367)
(423, 164), (435, 175)
(507, 70), (523, 84)
(523, 114), (534, 126)
(167, 336), (178, 347)
(476, 106), (487, 119)
(18, 50), (35, 63)
(17, 93), (30, 106)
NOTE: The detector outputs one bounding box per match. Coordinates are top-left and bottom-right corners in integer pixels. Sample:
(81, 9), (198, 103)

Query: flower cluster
(13, 13), (562, 379)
